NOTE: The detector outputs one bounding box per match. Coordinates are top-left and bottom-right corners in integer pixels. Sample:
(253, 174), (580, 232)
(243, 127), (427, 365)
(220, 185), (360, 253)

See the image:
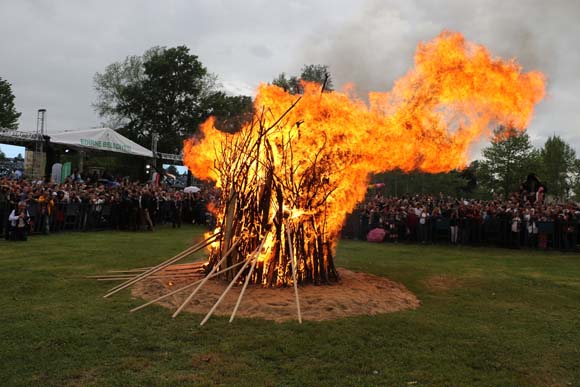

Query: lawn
(1, 226), (579, 386)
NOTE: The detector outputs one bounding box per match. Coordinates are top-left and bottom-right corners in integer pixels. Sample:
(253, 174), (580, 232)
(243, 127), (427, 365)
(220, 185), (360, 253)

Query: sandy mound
(132, 267), (420, 322)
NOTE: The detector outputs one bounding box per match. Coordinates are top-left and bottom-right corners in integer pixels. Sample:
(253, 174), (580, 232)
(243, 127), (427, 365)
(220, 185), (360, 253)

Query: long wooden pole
(105, 238), (212, 297)
(106, 233), (218, 294)
(129, 260), (246, 313)
(286, 224), (302, 324)
(171, 239), (241, 318)
(200, 257), (253, 326)
(104, 232), (220, 298)
(229, 232), (270, 323)
(90, 265), (205, 279)
(96, 274), (203, 281)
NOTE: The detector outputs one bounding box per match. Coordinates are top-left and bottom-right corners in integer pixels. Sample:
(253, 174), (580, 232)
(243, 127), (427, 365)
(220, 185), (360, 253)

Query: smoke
(299, 0), (580, 149)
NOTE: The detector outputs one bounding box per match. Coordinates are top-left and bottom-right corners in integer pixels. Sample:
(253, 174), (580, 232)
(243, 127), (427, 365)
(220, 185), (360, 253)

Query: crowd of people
(0, 173), (218, 241)
(3, 171), (580, 251)
(347, 189), (580, 251)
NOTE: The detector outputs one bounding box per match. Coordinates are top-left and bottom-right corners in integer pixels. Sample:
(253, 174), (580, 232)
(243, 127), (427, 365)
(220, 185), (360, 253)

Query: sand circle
(132, 267), (420, 322)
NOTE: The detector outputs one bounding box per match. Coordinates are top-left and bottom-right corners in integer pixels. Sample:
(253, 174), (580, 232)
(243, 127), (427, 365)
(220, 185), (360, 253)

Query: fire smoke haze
(299, 0), (580, 153)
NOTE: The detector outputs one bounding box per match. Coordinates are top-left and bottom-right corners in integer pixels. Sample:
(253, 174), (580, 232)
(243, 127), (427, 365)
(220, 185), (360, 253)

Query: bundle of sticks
(98, 230), (302, 325)
(205, 100), (339, 288)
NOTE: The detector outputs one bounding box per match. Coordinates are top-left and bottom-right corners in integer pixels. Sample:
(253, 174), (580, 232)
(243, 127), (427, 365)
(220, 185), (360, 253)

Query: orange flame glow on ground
(184, 31), (545, 251)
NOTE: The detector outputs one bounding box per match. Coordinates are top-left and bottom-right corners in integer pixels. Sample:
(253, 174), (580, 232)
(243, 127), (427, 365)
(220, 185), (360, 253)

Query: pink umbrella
(367, 228), (386, 243)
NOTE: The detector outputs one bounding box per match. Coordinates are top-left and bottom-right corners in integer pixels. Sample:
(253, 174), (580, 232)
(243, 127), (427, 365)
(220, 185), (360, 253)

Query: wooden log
(171, 239), (241, 318)
(90, 265), (206, 279)
(200, 257), (253, 326)
(96, 274), (203, 281)
(286, 224), (302, 324)
(105, 237), (214, 296)
(104, 233), (220, 298)
(129, 260), (246, 313)
(229, 232), (270, 323)
(228, 257), (257, 323)
(222, 189), (237, 279)
(106, 234), (218, 294)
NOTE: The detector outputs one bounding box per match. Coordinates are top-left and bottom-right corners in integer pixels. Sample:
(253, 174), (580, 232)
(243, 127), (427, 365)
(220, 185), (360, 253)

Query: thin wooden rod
(286, 224), (302, 324)
(229, 232), (270, 323)
(200, 257), (254, 326)
(171, 239), (241, 318)
(96, 274), (203, 281)
(129, 260), (246, 313)
(105, 237), (213, 296)
(106, 233), (218, 294)
(104, 233), (220, 298)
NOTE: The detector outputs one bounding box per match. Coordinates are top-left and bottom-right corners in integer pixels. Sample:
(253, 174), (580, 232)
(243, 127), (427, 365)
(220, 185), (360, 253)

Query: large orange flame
(184, 31), (545, 248)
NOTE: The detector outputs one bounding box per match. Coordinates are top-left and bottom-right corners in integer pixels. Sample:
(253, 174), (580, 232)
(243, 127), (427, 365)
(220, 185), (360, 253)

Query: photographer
(8, 201), (30, 241)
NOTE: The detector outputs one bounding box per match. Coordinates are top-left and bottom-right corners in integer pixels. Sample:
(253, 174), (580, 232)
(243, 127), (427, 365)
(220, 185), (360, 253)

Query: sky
(1, 0), (579, 159)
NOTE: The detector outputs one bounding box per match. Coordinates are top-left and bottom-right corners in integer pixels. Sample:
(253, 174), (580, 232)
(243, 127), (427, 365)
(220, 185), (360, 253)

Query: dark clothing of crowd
(0, 177), (217, 240)
(345, 192), (580, 251)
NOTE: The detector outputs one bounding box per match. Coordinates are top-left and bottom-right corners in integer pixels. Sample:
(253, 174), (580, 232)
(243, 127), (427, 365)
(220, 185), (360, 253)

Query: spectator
(8, 201), (30, 241)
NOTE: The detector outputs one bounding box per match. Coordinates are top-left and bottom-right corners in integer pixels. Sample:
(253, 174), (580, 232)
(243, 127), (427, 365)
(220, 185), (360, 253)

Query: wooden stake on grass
(129, 260), (246, 313)
(200, 257), (253, 326)
(104, 232), (220, 298)
(171, 239), (241, 318)
(286, 224), (302, 323)
(229, 232), (270, 323)
(106, 234), (217, 293)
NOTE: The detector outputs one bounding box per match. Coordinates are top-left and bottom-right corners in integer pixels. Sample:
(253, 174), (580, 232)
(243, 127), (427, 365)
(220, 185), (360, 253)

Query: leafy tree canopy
(272, 64), (333, 95)
(539, 135), (577, 198)
(0, 77), (21, 130)
(477, 127), (540, 196)
(94, 46), (251, 154)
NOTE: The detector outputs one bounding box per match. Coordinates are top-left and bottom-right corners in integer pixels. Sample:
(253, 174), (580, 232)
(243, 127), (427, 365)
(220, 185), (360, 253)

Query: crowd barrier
(0, 200), (210, 237)
(341, 210), (580, 251)
(2, 203), (578, 251)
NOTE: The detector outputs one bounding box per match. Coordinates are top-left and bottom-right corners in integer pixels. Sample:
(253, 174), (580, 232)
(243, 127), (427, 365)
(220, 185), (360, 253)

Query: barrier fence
(1, 199), (210, 238)
(2, 203), (579, 251)
(341, 210), (580, 251)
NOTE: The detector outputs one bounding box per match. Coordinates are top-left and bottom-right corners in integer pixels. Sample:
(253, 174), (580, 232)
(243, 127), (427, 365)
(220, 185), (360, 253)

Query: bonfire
(102, 31), (545, 324)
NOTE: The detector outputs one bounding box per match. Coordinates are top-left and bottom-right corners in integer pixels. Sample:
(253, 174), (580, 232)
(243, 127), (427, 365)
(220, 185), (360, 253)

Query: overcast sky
(1, 0), (579, 158)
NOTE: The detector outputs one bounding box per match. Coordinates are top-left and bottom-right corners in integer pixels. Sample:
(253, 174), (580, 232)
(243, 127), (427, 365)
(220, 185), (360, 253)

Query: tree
(272, 64), (333, 94)
(539, 135), (577, 199)
(300, 64), (333, 91)
(0, 77), (21, 130)
(94, 46), (251, 154)
(118, 46), (212, 153)
(93, 47), (162, 129)
(478, 127), (540, 196)
(203, 91), (253, 133)
(374, 169), (467, 196)
(0, 149), (5, 161)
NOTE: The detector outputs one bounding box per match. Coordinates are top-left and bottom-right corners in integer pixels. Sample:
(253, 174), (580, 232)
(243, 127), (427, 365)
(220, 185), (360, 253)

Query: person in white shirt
(8, 201), (30, 241)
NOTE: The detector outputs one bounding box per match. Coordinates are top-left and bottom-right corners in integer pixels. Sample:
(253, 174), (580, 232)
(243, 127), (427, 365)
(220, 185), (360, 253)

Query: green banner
(61, 162), (71, 183)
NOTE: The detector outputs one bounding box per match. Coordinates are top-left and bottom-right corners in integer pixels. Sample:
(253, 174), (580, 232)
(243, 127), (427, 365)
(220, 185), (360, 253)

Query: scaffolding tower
(31, 109), (47, 179)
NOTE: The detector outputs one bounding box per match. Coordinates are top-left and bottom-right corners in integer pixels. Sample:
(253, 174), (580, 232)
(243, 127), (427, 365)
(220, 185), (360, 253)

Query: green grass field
(1, 226), (579, 386)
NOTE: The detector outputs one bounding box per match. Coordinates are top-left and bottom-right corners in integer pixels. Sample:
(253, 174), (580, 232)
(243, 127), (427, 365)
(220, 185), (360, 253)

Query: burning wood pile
(102, 31), (545, 324)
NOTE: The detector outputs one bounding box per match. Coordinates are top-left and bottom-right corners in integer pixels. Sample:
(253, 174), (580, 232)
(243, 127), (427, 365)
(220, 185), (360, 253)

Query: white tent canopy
(49, 128), (153, 158)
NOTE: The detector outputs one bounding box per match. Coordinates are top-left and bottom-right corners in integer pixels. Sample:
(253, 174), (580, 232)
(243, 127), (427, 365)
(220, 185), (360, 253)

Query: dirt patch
(132, 267), (419, 322)
(424, 275), (463, 292)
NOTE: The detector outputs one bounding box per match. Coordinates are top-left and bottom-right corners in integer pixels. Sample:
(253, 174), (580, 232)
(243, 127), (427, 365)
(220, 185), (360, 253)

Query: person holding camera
(8, 201), (30, 241)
